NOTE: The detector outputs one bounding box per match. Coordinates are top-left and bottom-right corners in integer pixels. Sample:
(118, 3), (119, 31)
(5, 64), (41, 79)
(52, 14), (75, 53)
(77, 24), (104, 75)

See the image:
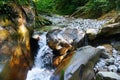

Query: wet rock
(94, 45), (120, 77)
(55, 46), (103, 80)
(96, 71), (120, 80)
(47, 28), (85, 55)
(47, 28), (85, 66)
(117, 66), (120, 73)
(94, 58), (108, 72)
(86, 28), (98, 40)
(41, 53), (53, 67)
(105, 58), (115, 65)
(108, 65), (118, 72)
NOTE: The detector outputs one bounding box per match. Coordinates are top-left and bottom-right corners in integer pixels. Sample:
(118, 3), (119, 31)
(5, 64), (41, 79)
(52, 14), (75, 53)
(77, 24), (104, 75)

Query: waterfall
(26, 14), (107, 80)
(26, 32), (54, 80)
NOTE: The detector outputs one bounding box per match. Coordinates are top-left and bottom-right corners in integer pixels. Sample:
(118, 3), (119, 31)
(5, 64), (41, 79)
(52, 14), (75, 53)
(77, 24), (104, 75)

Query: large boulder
(47, 28), (85, 66)
(0, 3), (35, 80)
(47, 28), (85, 55)
(52, 46), (104, 80)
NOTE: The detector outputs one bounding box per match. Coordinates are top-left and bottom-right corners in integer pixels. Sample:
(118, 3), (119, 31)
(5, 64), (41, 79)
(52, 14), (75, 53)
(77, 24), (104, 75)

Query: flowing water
(26, 14), (107, 80)
(26, 32), (54, 80)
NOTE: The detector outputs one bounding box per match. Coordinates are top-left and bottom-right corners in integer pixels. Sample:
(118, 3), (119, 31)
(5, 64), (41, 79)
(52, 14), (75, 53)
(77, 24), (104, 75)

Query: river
(26, 14), (107, 80)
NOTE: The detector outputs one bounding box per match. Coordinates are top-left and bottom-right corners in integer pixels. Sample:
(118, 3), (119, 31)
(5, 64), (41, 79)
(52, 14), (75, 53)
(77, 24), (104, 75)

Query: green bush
(34, 0), (55, 13)
(0, 0), (120, 18)
(74, 0), (119, 18)
(54, 0), (88, 14)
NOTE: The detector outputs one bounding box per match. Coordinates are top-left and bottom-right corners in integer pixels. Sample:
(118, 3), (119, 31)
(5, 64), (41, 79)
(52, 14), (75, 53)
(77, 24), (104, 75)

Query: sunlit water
(26, 32), (54, 80)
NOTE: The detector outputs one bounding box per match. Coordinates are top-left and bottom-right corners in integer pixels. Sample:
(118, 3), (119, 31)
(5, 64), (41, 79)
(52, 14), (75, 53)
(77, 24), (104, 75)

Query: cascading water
(26, 14), (108, 80)
(26, 32), (54, 80)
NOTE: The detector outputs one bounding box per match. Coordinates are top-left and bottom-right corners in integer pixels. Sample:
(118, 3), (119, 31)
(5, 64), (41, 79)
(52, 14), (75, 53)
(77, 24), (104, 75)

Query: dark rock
(117, 66), (120, 73)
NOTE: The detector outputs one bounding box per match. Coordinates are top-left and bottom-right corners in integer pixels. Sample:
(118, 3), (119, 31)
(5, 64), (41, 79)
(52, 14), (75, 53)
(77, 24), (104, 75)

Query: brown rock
(102, 44), (113, 56)
(99, 13), (120, 37)
(47, 28), (85, 67)
(99, 22), (120, 36)
(0, 3), (34, 80)
(53, 46), (104, 80)
(47, 28), (85, 56)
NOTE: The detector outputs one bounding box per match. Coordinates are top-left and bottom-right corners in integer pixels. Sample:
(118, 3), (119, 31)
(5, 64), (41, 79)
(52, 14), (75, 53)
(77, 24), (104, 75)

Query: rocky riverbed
(41, 14), (120, 80)
(0, 13), (120, 80)
(42, 14), (107, 32)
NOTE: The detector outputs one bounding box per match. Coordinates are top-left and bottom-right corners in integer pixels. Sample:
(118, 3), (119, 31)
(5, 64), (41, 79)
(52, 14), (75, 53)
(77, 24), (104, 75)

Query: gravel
(94, 48), (120, 73)
(42, 14), (107, 32)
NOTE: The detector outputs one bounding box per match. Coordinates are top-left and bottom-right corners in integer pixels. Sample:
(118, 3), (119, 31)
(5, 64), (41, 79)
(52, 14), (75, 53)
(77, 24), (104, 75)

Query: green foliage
(54, 0), (88, 14)
(34, 0), (55, 13)
(60, 70), (64, 80)
(74, 0), (120, 18)
(0, 0), (120, 18)
(0, 0), (30, 20)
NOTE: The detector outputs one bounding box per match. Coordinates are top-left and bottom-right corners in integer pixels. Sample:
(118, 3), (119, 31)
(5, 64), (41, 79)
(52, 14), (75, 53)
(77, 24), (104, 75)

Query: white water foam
(26, 32), (54, 80)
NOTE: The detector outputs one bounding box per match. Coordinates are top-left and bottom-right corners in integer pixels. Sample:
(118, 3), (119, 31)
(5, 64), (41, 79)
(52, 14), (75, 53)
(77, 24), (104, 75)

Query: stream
(26, 32), (54, 80)
(26, 14), (108, 80)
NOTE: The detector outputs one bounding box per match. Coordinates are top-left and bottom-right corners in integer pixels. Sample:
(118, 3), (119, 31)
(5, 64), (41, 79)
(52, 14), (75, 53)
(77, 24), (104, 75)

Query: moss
(60, 70), (64, 80)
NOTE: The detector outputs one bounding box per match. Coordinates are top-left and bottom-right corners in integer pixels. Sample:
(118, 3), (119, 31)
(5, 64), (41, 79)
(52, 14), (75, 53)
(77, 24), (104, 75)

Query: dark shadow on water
(88, 33), (120, 47)
(30, 37), (39, 60)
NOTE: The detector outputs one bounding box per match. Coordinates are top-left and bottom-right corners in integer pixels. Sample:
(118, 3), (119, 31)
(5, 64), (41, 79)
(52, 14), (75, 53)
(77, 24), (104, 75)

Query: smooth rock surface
(96, 71), (120, 80)
(53, 46), (103, 80)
